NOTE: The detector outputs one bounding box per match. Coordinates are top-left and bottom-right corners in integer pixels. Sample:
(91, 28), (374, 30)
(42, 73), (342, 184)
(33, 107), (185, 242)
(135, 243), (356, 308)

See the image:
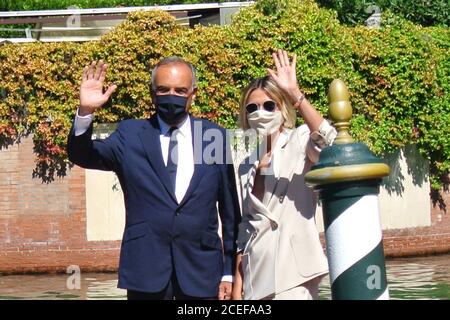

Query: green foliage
(343, 12), (450, 189)
(316, 0), (449, 27)
(0, 0), (448, 191)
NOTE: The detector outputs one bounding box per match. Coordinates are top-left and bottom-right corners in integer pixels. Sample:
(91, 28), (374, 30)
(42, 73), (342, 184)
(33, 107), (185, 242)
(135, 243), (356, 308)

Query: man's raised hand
(79, 60), (117, 116)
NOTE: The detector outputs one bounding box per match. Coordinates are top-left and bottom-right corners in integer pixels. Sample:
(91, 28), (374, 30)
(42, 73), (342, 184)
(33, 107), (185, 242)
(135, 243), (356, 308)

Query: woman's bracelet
(293, 94), (306, 110)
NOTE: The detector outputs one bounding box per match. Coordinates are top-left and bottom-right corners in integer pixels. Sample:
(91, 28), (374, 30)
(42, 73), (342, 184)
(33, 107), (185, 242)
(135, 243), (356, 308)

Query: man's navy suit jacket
(67, 114), (241, 297)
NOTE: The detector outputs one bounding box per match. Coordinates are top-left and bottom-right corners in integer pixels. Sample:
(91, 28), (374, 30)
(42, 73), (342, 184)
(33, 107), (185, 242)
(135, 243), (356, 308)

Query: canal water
(0, 254), (448, 300)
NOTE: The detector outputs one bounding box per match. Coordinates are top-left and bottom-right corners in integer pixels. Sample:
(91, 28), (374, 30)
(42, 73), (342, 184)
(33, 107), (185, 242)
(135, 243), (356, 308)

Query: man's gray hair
(151, 56), (197, 91)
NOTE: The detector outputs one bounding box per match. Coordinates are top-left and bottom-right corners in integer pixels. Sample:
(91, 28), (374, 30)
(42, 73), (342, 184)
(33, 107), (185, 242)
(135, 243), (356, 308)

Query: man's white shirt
(157, 114), (194, 204)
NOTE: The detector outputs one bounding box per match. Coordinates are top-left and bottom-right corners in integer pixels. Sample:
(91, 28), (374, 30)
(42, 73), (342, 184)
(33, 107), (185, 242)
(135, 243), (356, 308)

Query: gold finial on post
(328, 79), (354, 144)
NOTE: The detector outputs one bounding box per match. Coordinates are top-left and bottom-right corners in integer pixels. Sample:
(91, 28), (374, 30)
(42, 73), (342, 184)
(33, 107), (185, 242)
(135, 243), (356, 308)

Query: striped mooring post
(305, 79), (390, 300)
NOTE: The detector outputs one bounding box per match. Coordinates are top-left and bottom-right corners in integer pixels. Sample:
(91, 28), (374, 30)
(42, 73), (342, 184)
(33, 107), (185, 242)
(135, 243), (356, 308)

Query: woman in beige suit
(232, 50), (337, 300)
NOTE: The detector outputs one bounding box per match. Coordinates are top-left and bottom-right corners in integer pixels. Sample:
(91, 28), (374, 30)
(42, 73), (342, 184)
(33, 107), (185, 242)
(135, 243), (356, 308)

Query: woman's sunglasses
(245, 100), (277, 114)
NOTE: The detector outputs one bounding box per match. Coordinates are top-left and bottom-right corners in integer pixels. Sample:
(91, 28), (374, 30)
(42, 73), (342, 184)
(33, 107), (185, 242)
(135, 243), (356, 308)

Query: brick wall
(381, 188), (450, 257)
(0, 136), (120, 274)
(0, 136), (449, 274)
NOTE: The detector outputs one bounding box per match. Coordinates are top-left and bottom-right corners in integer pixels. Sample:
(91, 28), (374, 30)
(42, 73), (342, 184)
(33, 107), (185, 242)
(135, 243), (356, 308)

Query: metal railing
(0, 2), (254, 43)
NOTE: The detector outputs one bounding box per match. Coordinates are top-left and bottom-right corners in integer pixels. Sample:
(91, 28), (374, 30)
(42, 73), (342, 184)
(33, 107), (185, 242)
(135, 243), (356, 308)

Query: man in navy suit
(67, 57), (241, 300)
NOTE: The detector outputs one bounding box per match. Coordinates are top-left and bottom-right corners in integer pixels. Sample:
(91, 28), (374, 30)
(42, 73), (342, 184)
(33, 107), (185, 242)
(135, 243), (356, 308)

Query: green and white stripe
(322, 192), (389, 300)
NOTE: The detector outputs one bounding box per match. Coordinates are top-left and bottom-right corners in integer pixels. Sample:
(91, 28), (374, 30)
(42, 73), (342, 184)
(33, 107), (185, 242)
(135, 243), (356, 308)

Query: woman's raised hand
(267, 49), (302, 104)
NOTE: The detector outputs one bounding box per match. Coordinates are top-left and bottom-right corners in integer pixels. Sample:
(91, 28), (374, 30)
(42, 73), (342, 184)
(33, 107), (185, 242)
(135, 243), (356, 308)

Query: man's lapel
(138, 115), (177, 203)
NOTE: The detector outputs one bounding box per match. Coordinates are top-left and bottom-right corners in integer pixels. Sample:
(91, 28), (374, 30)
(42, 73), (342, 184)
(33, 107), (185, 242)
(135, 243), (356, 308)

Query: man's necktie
(166, 126), (178, 194)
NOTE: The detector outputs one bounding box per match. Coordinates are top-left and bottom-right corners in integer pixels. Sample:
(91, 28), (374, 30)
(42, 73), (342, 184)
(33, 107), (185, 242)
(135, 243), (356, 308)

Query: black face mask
(155, 94), (189, 126)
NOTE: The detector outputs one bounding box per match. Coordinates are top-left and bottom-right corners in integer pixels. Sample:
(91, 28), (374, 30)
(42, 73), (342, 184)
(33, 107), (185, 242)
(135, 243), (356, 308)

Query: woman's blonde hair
(238, 76), (297, 130)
